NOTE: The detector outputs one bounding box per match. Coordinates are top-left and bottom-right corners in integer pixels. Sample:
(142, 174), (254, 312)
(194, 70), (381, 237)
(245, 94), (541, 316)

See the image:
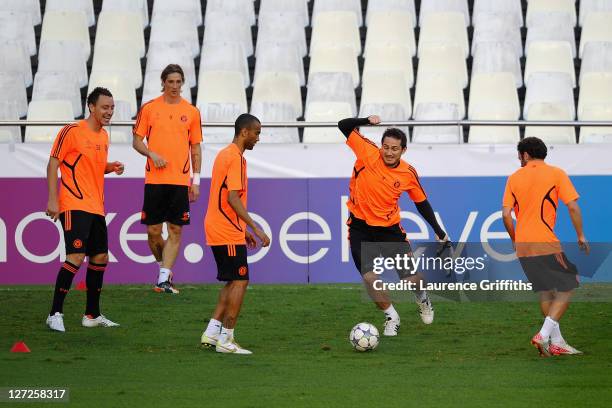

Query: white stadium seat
(365, 0), (416, 27)
(41, 11), (90, 59)
(580, 42), (612, 86)
(309, 46), (360, 88)
(202, 12), (252, 57)
(32, 71), (82, 117)
(88, 71), (137, 117)
(96, 11), (144, 58)
(472, 41), (523, 88)
(107, 100), (134, 143)
(580, 0), (612, 26)
(0, 0), (41, 26)
(310, 11), (361, 57)
(259, 0), (309, 27)
(526, 12), (577, 57)
(0, 41), (32, 87)
(0, 101), (21, 143)
(0, 72), (27, 117)
(413, 73), (465, 119)
(0, 11), (36, 56)
(361, 71), (412, 120)
(254, 43), (304, 87)
(25, 100), (74, 143)
(364, 12), (416, 57)
(473, 0), (523, 27)
(150, 12), (199, 58)
(201, 42), (250, 88)
(580, 12), (612, 57)
(525, 42), (576, 87)
(93, 42), (142, 89)
(413, 103), (463, 144)
(578, 73), (612, 143)
(419, 0), (470, 27)
(471, 13), (523, 57)
(417, 45), (468, 89)
(152, 0), (202, 26)
(257, 12), (307, 58)
(526, 0), (576, 27)
(102, 0), (149, 27)
(45, 0), (95, 27)
(252, 72), (303, 117)
(250, 102), (300, 143)
(418, 12), (469, 58)
(38, 40), (88, 88)
(468, 73), (520, 143)
(363, 45), (414, 89)
(312, 0), (363, 26)
(303, 102), (353, 143)
(307, 72), (356, 116)
(205, 0), (255, 27)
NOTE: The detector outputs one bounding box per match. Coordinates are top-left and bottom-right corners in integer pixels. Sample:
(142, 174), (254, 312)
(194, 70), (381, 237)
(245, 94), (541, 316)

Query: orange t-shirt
(346, 130), (427, 227)
(205, 143), (248, 245)
(347, 159), (367, 220)
(502, 160), (580, 257)
(50, 120), (109, 216)
(133, 96), (203, 186)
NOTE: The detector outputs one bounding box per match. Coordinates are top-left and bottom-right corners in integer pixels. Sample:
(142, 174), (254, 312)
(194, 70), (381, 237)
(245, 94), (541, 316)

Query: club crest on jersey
(394, 181), (400, 188)
(180, 115), (188, 122)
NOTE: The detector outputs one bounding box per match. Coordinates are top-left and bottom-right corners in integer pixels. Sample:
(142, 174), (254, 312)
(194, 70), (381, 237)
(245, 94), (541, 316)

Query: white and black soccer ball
(349, 322), (379, 351)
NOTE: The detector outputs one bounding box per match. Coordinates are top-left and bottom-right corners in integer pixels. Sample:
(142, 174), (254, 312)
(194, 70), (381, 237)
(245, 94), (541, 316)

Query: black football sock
(50, 261), (80, 315)
(85, 262), (106, 318)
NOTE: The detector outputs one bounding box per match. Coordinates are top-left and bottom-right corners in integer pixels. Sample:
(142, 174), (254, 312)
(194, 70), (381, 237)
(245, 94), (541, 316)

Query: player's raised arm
(337, 115), (381, 138)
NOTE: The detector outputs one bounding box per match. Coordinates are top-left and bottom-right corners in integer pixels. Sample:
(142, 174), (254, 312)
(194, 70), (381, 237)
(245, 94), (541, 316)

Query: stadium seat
(471, 13), (523, 58)
(365, 0), (416, 27)
(416, 45), (468, 89)
(107, 100), (133, 143)
(147, 42), (196, 88)
(580, 42), (612, 86)
(88, 71), (137, 117)
(102, 0), (149, 27)
(302, 102), (353, 143)
(418, 12), (469, 58)
(0, 11), (36, 56)
(0, 72), (27, 118)
(413, 103), (463, 144)
(472, 0), (523, 27)
(579, 105), (612, 143)
(250, 102), (300, 143)
(578, 73), (612, 118)
(142, 70), (192, 105)
(363, 45), (414, 88)
(25, 100), (74, 143)
(150, 12), (199, 59)
(0, 101), (21, 143)
(307, 72), (356, 116)
(45, 0), (95, 27)
(259, 0), (309, 27)
(359, 102), (409, 140)
(580, 0), (612, 26)
(413, 73), (465, 119)
(310, 12), (361, 58)
(38, 40), (88, 89)
(468, 73), (520, 143)
(309, 46), (360, 88)
(202, 12), (253, 57)
(525, 42), (576, 87)
(524, 73), (575, 119)
(257, 12), (307, 58)
(0, 41), (32, 87)
(312, 0), (363, 26)
(92, 42), (142, 89)
(254, 43), (304, 87)
(361, 72), (412, 121)
(364, 12), (416, 57)
(252, 72), (303, 117)
(524, 103), (576, 144)
(580, 12), (612, 57)
(472, 42), (523, 88)
(526, 0), (576, 27)
(205, 0), (255, 27)
(40, 11), (90, 59)
(525, 12), (577, 57)
(96, 11), (144, 58)
(0, 0), (41, 26)
(201, 42), (250, 88)
(32, 71), (82, 118)
(419, 0), (470, 27)
(152, 0), (202, 26)
(197, 71), (247, 143)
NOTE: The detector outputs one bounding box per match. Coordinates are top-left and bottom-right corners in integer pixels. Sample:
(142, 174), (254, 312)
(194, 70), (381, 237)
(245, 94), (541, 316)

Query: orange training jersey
(133, 96), (203, 186)
(347, 159), (367, 220)
(205, 143), (248, 245)
(346, 130), (427, 227)
(502, 160), (579, 257)
(50, 120), (109, 216)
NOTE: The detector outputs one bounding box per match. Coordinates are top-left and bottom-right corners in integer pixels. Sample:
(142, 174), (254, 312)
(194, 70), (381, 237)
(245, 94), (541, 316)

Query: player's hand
(189, 183), (200, 202)
(245, 231), (257, 249)
(148, 151), (167, 168)
(435, 234), (453, 257)
(254, 228), (271, 248)
(46, 200), (60, 222)
(368, 115), (381, 125)
(111, 161), (125, 175)
(578, 235), (590, 255)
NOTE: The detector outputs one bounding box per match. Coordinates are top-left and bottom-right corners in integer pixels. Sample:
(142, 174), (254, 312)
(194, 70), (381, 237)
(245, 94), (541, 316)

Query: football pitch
(1, 284), (611, 407)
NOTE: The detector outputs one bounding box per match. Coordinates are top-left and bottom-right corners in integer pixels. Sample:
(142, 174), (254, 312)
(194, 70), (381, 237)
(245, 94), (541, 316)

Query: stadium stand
(2, 0), (612, 144)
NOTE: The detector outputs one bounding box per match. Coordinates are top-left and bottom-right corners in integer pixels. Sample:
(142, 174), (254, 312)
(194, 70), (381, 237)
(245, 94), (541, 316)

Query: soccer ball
(349, 322), (379, 351)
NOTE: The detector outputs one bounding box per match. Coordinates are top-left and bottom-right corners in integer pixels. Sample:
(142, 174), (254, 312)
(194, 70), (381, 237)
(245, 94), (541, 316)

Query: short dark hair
(86, 87), (113, 111)
(234, 113), (260, 136)
(517, 137), (547, 159)
(381, 128), (408, 149)
(161, 64), (185, 84)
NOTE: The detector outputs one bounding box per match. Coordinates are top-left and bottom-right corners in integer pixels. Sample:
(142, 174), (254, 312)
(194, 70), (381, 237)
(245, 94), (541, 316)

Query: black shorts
(211, 244), (249, 281)
(519, 252), (579, 292)
(141, 184), (190, 226)
(60, 210), (108, 256)
(348, 214), (415, 278)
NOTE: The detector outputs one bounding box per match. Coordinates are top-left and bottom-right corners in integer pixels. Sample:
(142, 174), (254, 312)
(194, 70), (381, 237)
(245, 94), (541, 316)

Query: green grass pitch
(1, 284), (611, 407)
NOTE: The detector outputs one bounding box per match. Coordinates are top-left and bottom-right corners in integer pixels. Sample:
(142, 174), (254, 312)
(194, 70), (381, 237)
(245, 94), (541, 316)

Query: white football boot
(46, 312), (66, 332)
(417, 295), (434, 324)
(82, 314), (120, 328)
(215, 339), (252, 355)
(201, 332), (219, 348)
(383, 316), (400, 336)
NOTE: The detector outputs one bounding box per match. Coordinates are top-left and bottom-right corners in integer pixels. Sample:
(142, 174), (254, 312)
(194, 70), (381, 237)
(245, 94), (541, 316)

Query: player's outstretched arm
(567, 200), (589, 254)
(415, 199), (447, 241)
(46, 157), (61, 221)
(337, 116), (381, 138)
(228, 190), (270, 247)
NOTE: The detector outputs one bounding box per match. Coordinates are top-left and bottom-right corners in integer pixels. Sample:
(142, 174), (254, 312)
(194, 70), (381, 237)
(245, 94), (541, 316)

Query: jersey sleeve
(502, 177), (515, 208)
(189, 108), (203, 144)
(133, 103), (150, 139)
(406, 166), (427, 202)
(558, 170), (579, 204)
(50, 125), (76, 161)
(226, 154), (245, 192)
(346, 130), (379, 167)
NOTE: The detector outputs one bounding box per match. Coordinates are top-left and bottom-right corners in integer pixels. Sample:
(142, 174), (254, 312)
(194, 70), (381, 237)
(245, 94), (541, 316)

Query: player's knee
(66, 253), (86, 266)
(167, 224), (183, 241)
(90, 253), (109, 264)
(147, 224), (163, 239)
